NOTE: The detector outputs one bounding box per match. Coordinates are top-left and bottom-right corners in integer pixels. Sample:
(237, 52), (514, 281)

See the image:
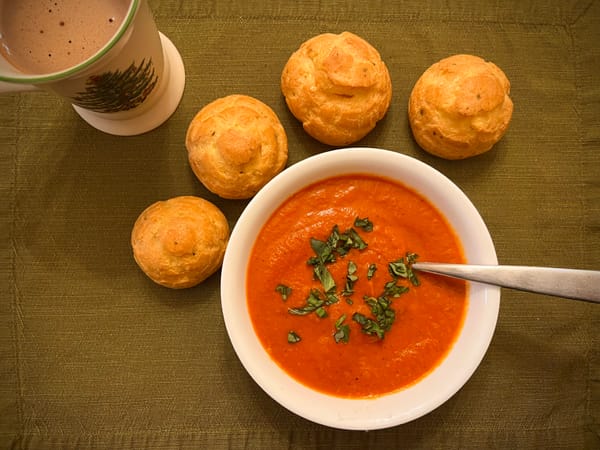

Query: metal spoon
(411, 263), (600, 303)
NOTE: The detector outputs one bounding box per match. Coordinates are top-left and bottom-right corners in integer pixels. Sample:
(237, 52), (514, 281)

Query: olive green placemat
(1, 0), (599, 448)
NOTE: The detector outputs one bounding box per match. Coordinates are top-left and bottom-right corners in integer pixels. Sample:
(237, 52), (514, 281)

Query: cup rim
(0, 0), (139, 84)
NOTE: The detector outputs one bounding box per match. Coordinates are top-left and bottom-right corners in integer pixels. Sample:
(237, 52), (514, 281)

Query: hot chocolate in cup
(0, 0), (185, 136)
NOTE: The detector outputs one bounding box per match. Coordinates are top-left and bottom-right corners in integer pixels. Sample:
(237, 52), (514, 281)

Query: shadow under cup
(0, 0), (185, 135)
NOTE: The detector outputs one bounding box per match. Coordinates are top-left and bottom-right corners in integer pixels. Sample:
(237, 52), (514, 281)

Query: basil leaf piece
(288, 306), (316, 316)
(287, 331), (301, 344)
(405, 252), (420, 286)
(352, 312), (385, 340)
(309, 238), (335, 265)
(354, 295), (396, 340)
(333, 314), (350, 344)
(334, 325), (350, 343)
(405, 252), (419, 264)
(341, 261), (358, 296)
(306, 289), (324, 306)
(275, 284), (292, 301)
(314, 263), (336, 293)
(408, 270), (420, 287)
(315, 307), (328, 318)
(348, 261), (358, 275)
(388, 253), (420, 285)
(346, 228), (367, 250)
(308, 224), (369, 269)
(388, 259), (409, 278)
(367, 263), (377, 280)
(327, 225), (341, 250)
(352, 312), (367, 325)
(384, 280), (409, 298)
(335, 227), (368, 255)
(354, 217), (373, 232)
(288, 289), (325, 316)
(325, 293), (339, 305)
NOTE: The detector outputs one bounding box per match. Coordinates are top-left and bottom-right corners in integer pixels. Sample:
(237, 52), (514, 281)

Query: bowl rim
(220, 147), (500, 430)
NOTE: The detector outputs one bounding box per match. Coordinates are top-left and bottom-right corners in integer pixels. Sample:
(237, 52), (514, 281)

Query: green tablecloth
(1, 1), (599, 448)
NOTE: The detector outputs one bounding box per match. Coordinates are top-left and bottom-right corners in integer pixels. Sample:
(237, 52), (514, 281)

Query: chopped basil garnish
(367, 263), (377, 280)
(287, 331), (301, 343)
(315, 306), (328, 318)
(313, 263), (336, 293)
(275, 284), (292, 301)
(333, 314), (350, 344)
(354, 217), (373, 232)
(338, 228), (367, 252)
(384, 280), (409, 298)
(308, 225), (368, 265)
(353, 296), (396, 339)
(405, 252), (420, 286)
(325, 293), (339, 305)
(341, 261), (358, 296)
(388, 259), (409, 278)
(309, 237), (335, 265)
(283, 220), (420, 343)
(288, 306), (316, 316)
(288, 289), (325, 315)
(352, 312), (386, 340)
(366, 296), (395, 329)
(388, 252), (420, 286)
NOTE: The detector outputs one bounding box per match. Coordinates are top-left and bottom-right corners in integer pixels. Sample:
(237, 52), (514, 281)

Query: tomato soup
(246, 174), (467, 398)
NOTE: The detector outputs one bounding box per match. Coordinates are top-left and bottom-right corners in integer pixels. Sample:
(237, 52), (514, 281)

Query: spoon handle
(412, 263), (600, 303)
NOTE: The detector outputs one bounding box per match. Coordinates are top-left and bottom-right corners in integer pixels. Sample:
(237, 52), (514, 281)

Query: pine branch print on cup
(73, 59), (159, 113)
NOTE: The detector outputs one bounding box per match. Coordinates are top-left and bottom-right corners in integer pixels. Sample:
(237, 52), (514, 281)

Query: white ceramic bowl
(220, 148), (500, 430)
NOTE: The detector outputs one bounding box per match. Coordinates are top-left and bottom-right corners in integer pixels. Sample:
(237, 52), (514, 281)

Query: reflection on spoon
(412, 263), (600, 303)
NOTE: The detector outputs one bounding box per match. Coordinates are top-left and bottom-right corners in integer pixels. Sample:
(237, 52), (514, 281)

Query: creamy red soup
(246, 174), (467, 398)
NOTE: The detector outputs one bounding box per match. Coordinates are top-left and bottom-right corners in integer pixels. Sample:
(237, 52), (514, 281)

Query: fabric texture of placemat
(1, 0), (599, 448)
